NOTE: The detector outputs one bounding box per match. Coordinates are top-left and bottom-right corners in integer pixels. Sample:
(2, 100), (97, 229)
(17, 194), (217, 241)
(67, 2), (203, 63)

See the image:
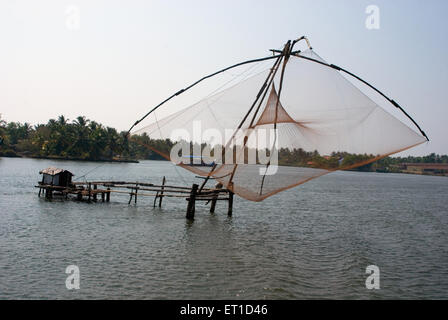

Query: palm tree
(71, 116), (90, 158)
(58, 115), (68, 126)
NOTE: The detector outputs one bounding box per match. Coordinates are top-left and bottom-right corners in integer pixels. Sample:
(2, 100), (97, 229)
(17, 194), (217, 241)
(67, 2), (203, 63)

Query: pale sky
(0, 0), (447, 156)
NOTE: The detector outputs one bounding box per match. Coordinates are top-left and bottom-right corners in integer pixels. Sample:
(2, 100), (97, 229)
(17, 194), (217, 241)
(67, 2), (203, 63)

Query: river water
(0, 157), (447, 299)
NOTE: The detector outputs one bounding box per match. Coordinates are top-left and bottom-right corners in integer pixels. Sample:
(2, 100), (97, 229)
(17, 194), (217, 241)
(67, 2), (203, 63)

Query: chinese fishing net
(131, 39), (427, 201)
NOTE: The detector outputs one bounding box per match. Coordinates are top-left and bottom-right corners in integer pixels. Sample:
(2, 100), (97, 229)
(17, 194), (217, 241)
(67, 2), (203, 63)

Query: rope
(73, 162), (107, 182)
(154, 108), (189, 186)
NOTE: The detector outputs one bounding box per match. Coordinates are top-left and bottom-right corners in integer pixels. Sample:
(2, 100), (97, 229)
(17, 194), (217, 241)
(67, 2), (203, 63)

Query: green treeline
(0, 115), (447, 171)
(0, 115), (169, 161)
(278, 148), (448, 172)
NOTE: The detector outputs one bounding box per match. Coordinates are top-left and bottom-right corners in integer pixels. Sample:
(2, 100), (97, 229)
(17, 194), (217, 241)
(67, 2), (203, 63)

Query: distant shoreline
(2, 115), (447, 176)
(2, 155), (447, 178)
(0, 154), (139, 163)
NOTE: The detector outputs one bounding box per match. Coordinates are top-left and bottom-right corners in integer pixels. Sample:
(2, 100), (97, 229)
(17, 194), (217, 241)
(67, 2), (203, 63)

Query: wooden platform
(35, 176), (234, 219)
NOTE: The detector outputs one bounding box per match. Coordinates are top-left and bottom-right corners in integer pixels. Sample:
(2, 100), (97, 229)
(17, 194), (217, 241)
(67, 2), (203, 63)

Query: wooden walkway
(35, 176), (234, 220)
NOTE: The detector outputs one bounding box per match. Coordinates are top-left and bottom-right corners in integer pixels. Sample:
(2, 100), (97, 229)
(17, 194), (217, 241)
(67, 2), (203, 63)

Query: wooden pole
(106, 187), (110, 202)
(93, 184), (98, 202)
(228, 191), (234, 216)
(210, 182), (223, 213)
(128, 188), (133, 204)
(88, 183), (92, 203)
(45, 187), (52, 199)
(134, 183), (138, 204)
(198, 170), (214, 193)
(153, 191), (159, 207)
(159, 176), (166, 207)
(186, 184), (198, 220)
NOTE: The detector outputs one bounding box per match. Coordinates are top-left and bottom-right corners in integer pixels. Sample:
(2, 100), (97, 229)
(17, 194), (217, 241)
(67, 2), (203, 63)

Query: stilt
(101, 192), (105, 202)
(210, 182), (223, 213)
(45, 187), (53, 199)
(228, 190), (234, 216)
(159, 176), (166, 207)
(93, 184), (97, 202)
(153, 191), (159, 207)
(128, 188), (133, 204)
(134, 184), (138, 204)
(38, 187), (42, 197)
(186, 184), (198, 220)
(77, 191), (82, 201)
(106, 188), (110, 202)
(88, 183), (92, 203)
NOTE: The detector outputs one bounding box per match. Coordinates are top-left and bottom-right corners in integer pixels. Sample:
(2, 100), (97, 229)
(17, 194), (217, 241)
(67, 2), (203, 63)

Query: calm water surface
(0, 157), (447, 299)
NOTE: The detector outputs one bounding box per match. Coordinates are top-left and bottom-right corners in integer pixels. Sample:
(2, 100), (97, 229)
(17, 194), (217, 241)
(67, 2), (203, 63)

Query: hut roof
(39, 167), (74, 176)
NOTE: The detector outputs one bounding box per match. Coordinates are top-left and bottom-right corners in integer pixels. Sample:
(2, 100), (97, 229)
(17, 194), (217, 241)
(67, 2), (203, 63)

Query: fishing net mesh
(133, 49), (426, 201)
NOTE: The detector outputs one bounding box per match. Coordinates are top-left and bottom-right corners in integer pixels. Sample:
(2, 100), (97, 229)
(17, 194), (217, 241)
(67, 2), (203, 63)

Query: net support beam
(127, 54), (284, 136)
